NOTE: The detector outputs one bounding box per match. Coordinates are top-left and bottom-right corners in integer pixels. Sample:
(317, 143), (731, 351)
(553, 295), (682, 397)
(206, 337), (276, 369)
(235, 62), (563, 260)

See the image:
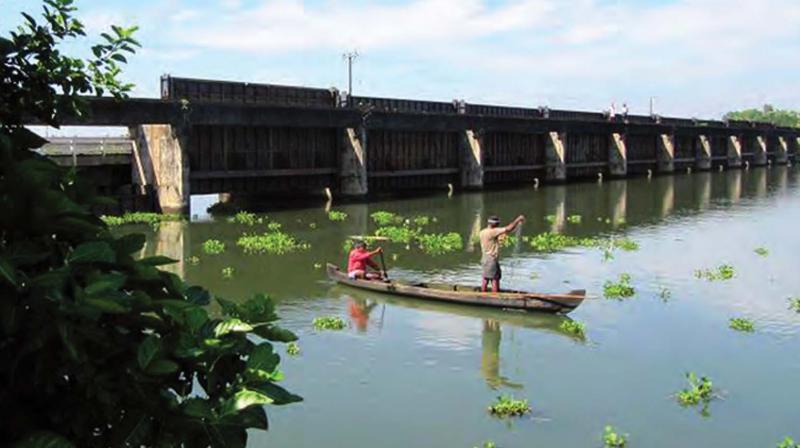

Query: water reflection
(480, 319), (523, 390)
(347, 296), (382, 332)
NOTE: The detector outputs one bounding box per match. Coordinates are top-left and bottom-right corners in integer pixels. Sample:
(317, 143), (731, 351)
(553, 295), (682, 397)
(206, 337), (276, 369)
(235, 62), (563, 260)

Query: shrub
(487, 394), (531, 417)
(202, 239), (226, 255)
(0, 3), (300, 445)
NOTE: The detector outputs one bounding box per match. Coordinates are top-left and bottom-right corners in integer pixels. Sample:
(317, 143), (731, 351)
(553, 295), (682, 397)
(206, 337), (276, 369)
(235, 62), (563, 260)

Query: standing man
(479, 215), (525, 293)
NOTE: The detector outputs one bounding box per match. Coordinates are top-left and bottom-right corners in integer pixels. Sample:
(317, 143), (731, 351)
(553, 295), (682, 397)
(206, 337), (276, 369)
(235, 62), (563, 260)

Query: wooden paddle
(379, 250), (389, 281)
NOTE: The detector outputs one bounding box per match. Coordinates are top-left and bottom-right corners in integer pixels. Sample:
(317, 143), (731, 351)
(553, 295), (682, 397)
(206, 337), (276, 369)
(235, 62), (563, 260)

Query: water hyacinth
(417, 232), (463, 255)
(101, 212), (182, 227)
(603, 273), (635, 299)
(754, 247), (769, 257)
(560, 320), (586, 338)
(676, 372), (716, 407)
(777, 437), (800, 448)
(603, 426), (628, 447)
(370, 211), (403, 227)
(567, 214), (582, 224)
(375, 226), (418, 244)
(222, 266), (234, 279)
(229, 211), (262, 226)
(237, 231), (308, 255)
(695, 264), (735, 281)
(327, 210), (348, 222)
(729, 317), (755, 332)
(788, 297), (800, 313)
(487, 394), (531, 417)
(412, 215), (432, 227)
(202, 239), (225, 255)
(528, 232), (599, 253)
(312, 316), (347, 330)
(286, 342), (301, 356)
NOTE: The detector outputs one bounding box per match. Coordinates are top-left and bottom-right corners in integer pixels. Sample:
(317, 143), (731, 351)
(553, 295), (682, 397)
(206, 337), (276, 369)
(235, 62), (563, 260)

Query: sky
(3, 0), (800, 122)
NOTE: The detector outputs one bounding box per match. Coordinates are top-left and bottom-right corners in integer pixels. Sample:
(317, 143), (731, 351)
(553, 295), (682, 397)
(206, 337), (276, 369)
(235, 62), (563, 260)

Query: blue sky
(4, 0), (800, 120)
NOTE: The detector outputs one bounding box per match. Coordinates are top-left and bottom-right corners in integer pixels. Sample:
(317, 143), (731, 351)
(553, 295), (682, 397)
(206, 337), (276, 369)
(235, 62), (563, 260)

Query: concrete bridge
(33, 76), (800, 213)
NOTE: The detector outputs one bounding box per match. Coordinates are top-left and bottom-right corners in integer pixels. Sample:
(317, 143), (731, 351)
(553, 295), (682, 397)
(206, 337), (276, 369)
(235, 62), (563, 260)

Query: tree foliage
(724, 105), (800, 128)
(0, 1), (300, 447)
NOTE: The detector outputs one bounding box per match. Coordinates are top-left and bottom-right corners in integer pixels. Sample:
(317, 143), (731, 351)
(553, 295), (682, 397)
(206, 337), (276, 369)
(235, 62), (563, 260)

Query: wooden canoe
(326, 263), (585, 314)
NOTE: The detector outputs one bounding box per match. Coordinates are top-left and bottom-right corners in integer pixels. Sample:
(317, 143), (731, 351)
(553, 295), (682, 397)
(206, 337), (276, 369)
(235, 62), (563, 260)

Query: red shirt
(348, 248), (378, 272)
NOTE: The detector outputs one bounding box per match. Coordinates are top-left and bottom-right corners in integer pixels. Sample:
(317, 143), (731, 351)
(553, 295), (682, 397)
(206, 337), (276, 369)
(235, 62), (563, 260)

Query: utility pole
(343, 50), (358, 105)
(649, 96), (656, 116)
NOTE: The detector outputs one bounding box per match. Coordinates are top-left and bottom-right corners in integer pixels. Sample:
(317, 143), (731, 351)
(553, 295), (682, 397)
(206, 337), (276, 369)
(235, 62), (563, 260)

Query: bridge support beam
(609, 133), (627, 177)
(727, 135), (743, 169)
(776, 136), (789, 164)
(754, 135), (768, 166)
(461, 129), (483, 189)
(545, 131), (567, 181)
(657, 134), (675, 174)
(130, 125), (190, 214)
(340, 127), (368, 197)
(696, 135), (712, 170)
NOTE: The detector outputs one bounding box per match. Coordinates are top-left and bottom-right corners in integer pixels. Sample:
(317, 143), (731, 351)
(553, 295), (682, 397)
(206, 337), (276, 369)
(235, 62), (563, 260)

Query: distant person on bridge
(479, 215), (525, 293)
(347, 240), (386, 280)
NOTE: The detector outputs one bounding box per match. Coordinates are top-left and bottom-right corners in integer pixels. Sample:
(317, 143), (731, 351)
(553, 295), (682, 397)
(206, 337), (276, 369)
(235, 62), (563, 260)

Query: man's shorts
(481, 256), (501, 280)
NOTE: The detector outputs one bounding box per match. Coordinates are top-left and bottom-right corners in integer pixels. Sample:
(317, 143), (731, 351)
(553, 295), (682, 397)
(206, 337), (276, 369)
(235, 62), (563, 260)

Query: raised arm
(503, 215), (526, 233)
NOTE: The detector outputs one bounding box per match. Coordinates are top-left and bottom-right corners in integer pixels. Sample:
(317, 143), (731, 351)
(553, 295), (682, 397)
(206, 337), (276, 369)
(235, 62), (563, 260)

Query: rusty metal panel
(162, 76), (336, 108)
(352, 96), (455, 114)
(482, 132), (545, 167)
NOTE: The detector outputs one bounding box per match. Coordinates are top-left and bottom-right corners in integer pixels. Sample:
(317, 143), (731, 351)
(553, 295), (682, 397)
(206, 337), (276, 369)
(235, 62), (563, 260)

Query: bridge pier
(696, 135), (712, 170)
(657, 134), (675, 174)
(754, 135), (768, 166)
(545, 131), (567, 181)
(777, 136), (789, 164)
(130, 124), (190, 213)
(340, 127), (368, 196)
(727, 135), (743, 168)
(609, 133), (627, 177)
(461, 129), (484, 189)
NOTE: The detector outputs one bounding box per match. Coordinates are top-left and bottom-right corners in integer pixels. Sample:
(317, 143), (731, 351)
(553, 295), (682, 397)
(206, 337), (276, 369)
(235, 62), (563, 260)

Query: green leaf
(220, 389), (273, 417)
(146, 359), (179, 375)
(253, 325), (297, 343)
(181, 398), (215, 419)
(185, 286), (210, 305)
(84, 273), (126, 295)
(214, 318), (253, 337)
(0, 256), (18, 287)
(113, 233), (146, 254)
(110, 53), (127, 63)
(253, 382), (303, 405)
(184, 307), (209, 333)
(67, 241), (115, 264)
(137, 335), (161, 370)
(13, 431), (75, 448)
(84, 297), (128, 314)
(219, 405), (268, 430)
(139, 256), (176, 266)
(246, 343), (279, 374)
(239, 294), (277, 323)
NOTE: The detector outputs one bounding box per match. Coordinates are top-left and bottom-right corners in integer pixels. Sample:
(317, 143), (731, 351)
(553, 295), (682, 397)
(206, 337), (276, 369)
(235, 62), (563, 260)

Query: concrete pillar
(608, 133), (627, 177)
(130, 124), (191, 214)
(727, 135), (743, 169)
(657, 134), (675, 173)
(461, 130), (483, 189)
(777, 136), (789, 164)
(340, 127), (368, 196)
(696, 135), (712, 170)
(754, 135), (768, 166)
(545, 131), (566, 181)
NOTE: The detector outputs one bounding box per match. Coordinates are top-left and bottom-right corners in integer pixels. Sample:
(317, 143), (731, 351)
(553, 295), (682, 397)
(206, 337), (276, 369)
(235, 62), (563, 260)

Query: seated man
(347, 241), (386, 280)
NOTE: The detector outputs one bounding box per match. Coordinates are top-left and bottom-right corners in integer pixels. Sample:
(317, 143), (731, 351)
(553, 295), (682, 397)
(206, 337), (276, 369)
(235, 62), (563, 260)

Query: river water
(136, 167), (800, 447)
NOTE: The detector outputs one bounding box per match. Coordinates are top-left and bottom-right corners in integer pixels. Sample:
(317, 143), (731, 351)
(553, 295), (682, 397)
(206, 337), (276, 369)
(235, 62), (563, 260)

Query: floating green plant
(560, 320), (586, 338)
(729, 317), (755, 332)
(222, 266), (234, 279)
(313, 263), (322, 269)
(418, 232), (463, 255)
(487, 394), (531, 417)
(229, 211), (262, 226)
(237, 231), (308, 255)
(286, 342), (301, 356)
(499, 235), (518, 248)
(528, 232), (598, 252)
(778, 437), (799, 448)
(544, 214), (557, 223)
(754, 247), (769, 257)
(101, 212), (182, 227)
(375, 226), (418, 244)
(603, 274), (635, 299)
(567, 214), (582, 224)
(312, 316), (347, 331)
(186, 255), (200, 265)
(309, 222), (317, 229)
(788, 297), (800, 313)
(371, 211), (402, 227)
(695, 264), (735, 281)
(676, 372), (716, 408)
(472, 442), (496, 448)
(412, 215), (431, 226)
(267, 222), (282, 231)
(603, 426), (628, 447)
(611, 237), (639, 252)
(659, 287), (671, 302)
(202, 239), (225, 255)
(328, 210), (348, 221)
